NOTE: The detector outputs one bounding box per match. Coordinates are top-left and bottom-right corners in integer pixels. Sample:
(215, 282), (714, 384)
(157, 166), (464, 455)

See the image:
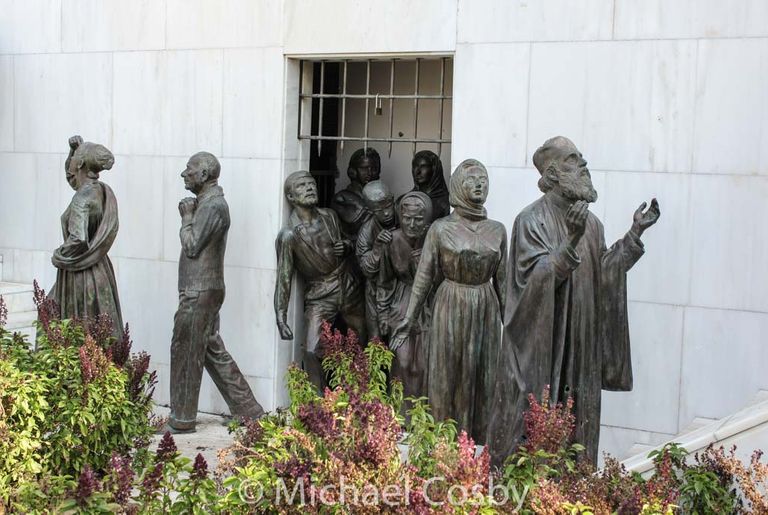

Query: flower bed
(1, 294), (766, 514)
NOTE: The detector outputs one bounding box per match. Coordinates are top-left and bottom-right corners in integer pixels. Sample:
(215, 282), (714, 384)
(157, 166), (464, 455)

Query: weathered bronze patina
(379, 191), (434, 404)
(392, 159), (507, 444)
(356, 180), (398, 339)
(169, 152), (264, 433)
(331, 148), (382, 238)
(275, 171), (366, 390)
(398, 150), (450, 220)
(50, 135), (123, 339)
(487, 136), (660, 466)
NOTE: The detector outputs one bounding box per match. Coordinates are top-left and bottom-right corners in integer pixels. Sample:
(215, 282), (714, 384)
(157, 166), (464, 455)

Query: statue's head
(362, 180), (395, 227)
(284, 171), (318, 208)
(67, 142), (114, 190)
(182, 151), (221, 194)
(450, 159), (489, 206)
(399, 191), (432, 240)
(347, 147), (381, 186)
(411, 150), (442, 188)
(533, 136), (597, 203)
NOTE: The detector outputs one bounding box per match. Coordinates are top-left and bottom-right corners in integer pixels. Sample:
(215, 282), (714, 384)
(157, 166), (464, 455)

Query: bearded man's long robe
(487, 194), (645, 466)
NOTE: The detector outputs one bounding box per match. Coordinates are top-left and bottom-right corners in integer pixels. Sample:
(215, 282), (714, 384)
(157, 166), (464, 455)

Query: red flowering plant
(220, 322), (499, 513)
(0, 284), (159, 509)
(499, 388), (753, 514)
(501, 386), (583, 507)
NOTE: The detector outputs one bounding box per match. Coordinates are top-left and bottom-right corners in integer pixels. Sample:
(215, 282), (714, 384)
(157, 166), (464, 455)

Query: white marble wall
(0, 0), (287, 414)
(453, 0), (768, 459)
(1, 0), (767, 459)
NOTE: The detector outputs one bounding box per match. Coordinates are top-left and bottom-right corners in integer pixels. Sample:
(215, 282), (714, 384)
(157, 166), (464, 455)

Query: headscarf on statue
(399, 190), (434, 223)
(448, 159), (488, 221)
(412, 150), (449, 219)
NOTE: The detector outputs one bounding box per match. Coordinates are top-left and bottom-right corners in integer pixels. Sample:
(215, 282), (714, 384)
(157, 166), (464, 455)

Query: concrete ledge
(622, 392), (768, 476)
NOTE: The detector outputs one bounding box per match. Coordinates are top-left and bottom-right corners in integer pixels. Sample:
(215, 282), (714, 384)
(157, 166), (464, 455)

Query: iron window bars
(297, 57), (453, 156)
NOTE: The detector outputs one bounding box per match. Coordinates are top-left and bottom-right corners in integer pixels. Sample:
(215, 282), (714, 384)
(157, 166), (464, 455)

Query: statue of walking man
(168, 152), (264, 433)
(488, 137), (660, 466)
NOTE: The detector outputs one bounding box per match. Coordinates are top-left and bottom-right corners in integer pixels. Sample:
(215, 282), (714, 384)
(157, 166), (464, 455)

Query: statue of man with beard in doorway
(487, 136), (660, 466)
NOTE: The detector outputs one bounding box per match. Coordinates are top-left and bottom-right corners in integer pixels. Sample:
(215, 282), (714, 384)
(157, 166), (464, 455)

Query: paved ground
(150, 406), (236, 469)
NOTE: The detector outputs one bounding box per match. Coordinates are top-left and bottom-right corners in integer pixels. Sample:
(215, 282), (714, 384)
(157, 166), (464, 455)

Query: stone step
(678, 416), (717, 437)
(0, 282), (36, 313)
(622, 395), (768, 477)
(750, 390), (768, 405)
(626, 443), (655, 457)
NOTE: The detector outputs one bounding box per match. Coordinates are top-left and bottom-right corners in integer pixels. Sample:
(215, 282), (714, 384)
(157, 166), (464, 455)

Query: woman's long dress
(50, 181), (123, 339)
(407, 212), (506, 443)
(378, 230), (433, 402)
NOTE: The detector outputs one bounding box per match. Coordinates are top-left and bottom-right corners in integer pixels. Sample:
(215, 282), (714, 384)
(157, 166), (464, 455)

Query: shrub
(4, 311), (766, 513)
(0, 286), (158, 509)
(218, 322), (494, 513)
(500, 392), (748, 514)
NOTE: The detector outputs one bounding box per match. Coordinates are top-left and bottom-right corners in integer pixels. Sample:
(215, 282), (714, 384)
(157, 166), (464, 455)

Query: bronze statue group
(48, 134), (659, 470)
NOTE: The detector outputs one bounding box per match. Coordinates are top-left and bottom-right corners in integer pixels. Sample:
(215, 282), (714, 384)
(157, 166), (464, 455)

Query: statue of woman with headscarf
(392, 159), (506, 443)
(398, 150), (450, 220)
(378, 191), (434, 406)
(49, 135), (124, 339)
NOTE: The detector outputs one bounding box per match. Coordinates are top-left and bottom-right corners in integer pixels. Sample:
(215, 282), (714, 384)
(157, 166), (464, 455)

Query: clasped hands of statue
(178, 197), (197, 219)
(388, 197), (660, 351)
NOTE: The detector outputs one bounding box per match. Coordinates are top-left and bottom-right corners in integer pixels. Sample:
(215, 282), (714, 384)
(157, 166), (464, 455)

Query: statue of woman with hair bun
(49, 135), (123, 339)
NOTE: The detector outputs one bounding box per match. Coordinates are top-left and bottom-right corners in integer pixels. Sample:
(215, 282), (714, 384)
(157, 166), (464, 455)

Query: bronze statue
(331, 148), (382, 238)
(356, 180), (398, 339)
(392, 159), (507, 444)
(275, 171), (366, 390)
(50, 135), (123, 338)
(487, 136), (660, 466)
(398, 150), (450, 220)
(380, 191), (434, 404)
(169, 152), (264, 433)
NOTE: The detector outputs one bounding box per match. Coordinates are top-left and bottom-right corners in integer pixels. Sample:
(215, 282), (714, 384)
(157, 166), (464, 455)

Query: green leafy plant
(0, 287), (158, 509)
(402, 396), (457, 478)
(4, 309), (767, 514)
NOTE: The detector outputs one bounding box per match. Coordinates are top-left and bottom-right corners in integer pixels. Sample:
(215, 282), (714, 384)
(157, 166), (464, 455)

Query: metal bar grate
(340, 60), (347, 153)
(298, 57), (452, 151)
(318, 60), (325, 156)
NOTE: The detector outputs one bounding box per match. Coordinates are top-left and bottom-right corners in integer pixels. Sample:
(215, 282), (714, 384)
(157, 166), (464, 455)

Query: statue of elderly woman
(392, 159), (507, 443)
(378, 191), (434, 403)
(399, 150), (450, 220)
(50, 136), (123, 338)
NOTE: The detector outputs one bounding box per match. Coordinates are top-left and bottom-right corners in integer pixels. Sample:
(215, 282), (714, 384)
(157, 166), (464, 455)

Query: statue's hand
(389, 333), (407, 351)
(277, 320), (294, 340)
(566, 200), (589, 247)
(376, 229), (393, 245)
(410, 248), (422, 262)
(389, 318), (411, 351)
(332, 241), (346, 257)
(68, 135), (83, 151)
(178, 197), (197, 218)
(631, 198), (660, 238)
